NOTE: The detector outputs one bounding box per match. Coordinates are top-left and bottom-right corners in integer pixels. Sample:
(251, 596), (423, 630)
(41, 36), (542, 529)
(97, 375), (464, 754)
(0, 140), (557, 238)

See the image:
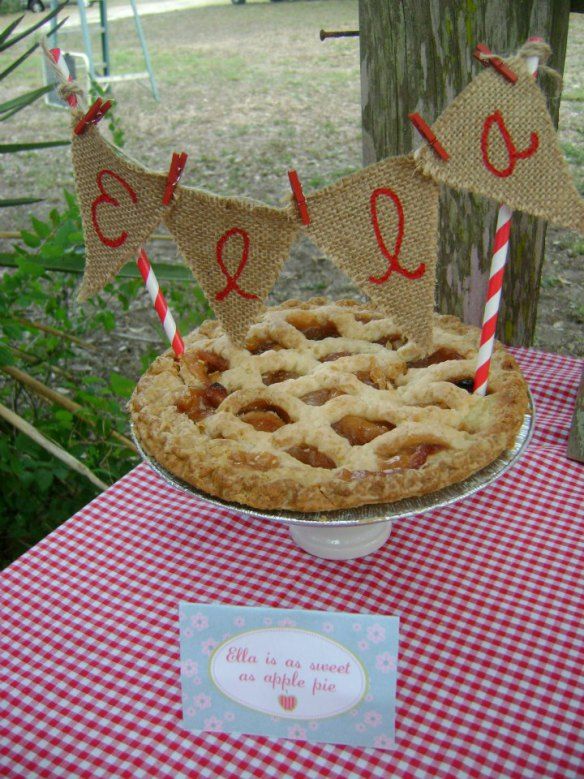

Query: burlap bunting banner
(305, 156), (439, 351)
(415, 55), (584, 234)
(165, 189), (299, 344)
(71, 124), (167, 300)
(68, 40), (583, 350)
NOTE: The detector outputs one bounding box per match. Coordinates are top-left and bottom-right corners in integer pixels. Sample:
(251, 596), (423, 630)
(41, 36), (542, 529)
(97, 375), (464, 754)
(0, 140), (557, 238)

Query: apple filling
(286, 445), (336, 469)
(262, 370), (301, 385)
(177, 382), (228, 422)
(332, 415), (395, 445)
(300, 388), (346, 406)
(287, 313), (340, 341)
(237, 401), (291, 432)
(246, 338), (283, 355)
(408, 348), (464, 369)
(380, 443), (445, 470)
(320, 351), (352, 363)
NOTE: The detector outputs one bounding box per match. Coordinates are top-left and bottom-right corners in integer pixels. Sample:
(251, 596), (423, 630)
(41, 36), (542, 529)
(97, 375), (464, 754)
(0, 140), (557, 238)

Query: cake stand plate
(131, 393), (534, 561)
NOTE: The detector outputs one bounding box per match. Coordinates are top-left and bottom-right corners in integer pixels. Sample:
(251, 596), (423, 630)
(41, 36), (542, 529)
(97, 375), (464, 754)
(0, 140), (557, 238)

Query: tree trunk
(359, 0), (571, 345)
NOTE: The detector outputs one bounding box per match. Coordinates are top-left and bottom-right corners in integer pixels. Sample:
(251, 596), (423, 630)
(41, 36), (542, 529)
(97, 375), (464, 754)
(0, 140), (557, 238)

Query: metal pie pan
(131, 391), (535, 528)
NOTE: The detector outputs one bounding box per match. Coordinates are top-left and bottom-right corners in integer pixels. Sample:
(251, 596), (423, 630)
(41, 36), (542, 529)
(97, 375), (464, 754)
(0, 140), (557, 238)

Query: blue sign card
(179, 603), (399, 750)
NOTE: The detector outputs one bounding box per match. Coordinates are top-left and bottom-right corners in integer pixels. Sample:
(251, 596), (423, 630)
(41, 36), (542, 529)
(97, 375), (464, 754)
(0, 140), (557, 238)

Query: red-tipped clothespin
(408, 113), (449, 161)
(73, 98), (113, 136)
(473, 43), (518, 84)
(288, 169), (310, 226)
(162, 152), (188, 206)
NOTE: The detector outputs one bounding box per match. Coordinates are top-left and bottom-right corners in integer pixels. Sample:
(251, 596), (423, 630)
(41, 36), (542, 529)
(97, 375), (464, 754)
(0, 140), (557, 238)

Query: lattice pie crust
(130, 299), (529, 512)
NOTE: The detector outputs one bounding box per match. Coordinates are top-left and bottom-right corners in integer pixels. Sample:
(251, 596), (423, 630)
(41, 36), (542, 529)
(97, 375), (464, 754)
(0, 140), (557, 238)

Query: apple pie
(130, 298), (529, 511)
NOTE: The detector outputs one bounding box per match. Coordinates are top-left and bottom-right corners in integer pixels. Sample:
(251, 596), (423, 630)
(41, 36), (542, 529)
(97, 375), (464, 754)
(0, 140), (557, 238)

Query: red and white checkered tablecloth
(1, 348), (582, 779)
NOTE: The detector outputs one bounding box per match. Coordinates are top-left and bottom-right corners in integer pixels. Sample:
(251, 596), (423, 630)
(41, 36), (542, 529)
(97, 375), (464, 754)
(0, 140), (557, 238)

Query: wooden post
(359, 0), (571, 345)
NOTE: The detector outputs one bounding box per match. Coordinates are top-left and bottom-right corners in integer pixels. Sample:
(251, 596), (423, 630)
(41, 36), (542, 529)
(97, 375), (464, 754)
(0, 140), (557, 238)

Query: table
(1, 348), (583, 778)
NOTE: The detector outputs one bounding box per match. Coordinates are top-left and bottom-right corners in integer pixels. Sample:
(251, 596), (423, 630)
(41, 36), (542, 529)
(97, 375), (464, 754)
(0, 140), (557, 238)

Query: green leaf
(0, 140), (70, 153)
(0, 197), (43, 208)
(15, 258), (45, 277)
(0, 251), (194, 281)
(20, 231), (41, 248)
(0, 16), (24, 49)
(0, 4), (69, 53)
(54, 409), (74, 428)
(36, 470), (54, 492)
(39, 243), (65, 260)
(98, 310), (116, 331)
(2, 322), (23, 338)
(109, 372), (136, 399)
(63, 190), (77, 210)
(0, 85), (53, 120)
(0, 344), (15, 366)
(31, 216), (52, 239)
(0, 42), (38, 83)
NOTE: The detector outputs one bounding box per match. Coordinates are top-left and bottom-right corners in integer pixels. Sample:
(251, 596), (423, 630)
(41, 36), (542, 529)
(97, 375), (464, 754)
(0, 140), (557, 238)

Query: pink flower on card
(364, 710), (382, 727)
(374, 734), (394, 749)
(278, 618), (296, 627)
(234, 617), (245, 627)
(321, 622), (334, 634)
(201, 638), (218, 656)
(355, 722), (366, 733)
(190, 612), (209, 631)
(181, 659), (199, 678)
(224, 711), (235, 722)
(308, 721), (319, 731)
(366, 624), (386, 644)
(352, 623), (362, 632)
(375, 652), (396, 673)
(204, 715), (223, 732)
(183, 627), (194, 638)
(192, 676), (202, 686)
(263, 617), (273, 626)
(358, 640), (369, 651)
(186, 706), (196, 717)
(193, 693), (212, 711)
(287, 725), (307, 740)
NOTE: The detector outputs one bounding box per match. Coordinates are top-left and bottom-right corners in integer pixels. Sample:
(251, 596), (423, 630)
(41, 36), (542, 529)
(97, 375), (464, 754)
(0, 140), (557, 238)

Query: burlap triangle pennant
(71, 124), (167, 299)
(415, 55), (584, 233)
(165, 189), (299, 344)
(305, 155), (439, 351)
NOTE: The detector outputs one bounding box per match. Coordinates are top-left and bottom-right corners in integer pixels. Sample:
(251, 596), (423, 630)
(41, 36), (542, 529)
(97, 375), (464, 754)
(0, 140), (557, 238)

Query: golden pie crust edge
(130, 299), (529, 512)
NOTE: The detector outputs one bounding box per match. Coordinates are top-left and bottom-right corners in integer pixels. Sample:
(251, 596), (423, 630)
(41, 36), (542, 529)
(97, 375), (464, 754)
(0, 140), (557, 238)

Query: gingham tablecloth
(1, 348), (583, 779)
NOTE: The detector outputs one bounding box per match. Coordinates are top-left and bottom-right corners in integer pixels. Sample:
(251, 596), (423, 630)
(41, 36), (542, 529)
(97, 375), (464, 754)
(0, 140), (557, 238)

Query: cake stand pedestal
(288, 521), (392, 560)
(132, 394), (534, 562)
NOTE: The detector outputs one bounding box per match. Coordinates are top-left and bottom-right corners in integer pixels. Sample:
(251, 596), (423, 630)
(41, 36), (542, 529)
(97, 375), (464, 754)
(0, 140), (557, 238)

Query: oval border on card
(208, 627), (369, 720)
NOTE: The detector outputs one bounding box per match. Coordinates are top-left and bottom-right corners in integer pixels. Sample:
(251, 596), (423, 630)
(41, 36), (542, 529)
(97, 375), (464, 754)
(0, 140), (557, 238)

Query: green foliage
(0, 3), (69, 206)
(0, 192), (210, 569)
(89, 79), (126, 149)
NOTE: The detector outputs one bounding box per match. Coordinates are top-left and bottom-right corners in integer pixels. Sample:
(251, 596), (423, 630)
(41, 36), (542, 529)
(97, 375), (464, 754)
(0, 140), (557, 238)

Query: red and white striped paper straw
(474, 45), (540, 395)
(137, 249), (185, 357)
(48, 48), (79, 109)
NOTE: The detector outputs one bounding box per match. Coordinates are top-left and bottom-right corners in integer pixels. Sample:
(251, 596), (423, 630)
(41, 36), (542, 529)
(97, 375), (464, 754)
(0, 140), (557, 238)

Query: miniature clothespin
(162, 152), (188, 206)
(473, 44), (518, 84)
(408, 113), (449, 161)
(288, 169), (310, 225)
(74, 98), (113, 136)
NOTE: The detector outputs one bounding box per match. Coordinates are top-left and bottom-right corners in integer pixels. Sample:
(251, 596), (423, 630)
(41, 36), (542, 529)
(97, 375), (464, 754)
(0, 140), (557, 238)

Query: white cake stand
(131, 395), (534, 561)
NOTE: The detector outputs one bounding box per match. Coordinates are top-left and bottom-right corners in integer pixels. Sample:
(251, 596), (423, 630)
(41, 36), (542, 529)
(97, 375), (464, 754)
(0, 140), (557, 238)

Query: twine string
(40, 36), (85, 109)
(476, 40), (562, 92)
